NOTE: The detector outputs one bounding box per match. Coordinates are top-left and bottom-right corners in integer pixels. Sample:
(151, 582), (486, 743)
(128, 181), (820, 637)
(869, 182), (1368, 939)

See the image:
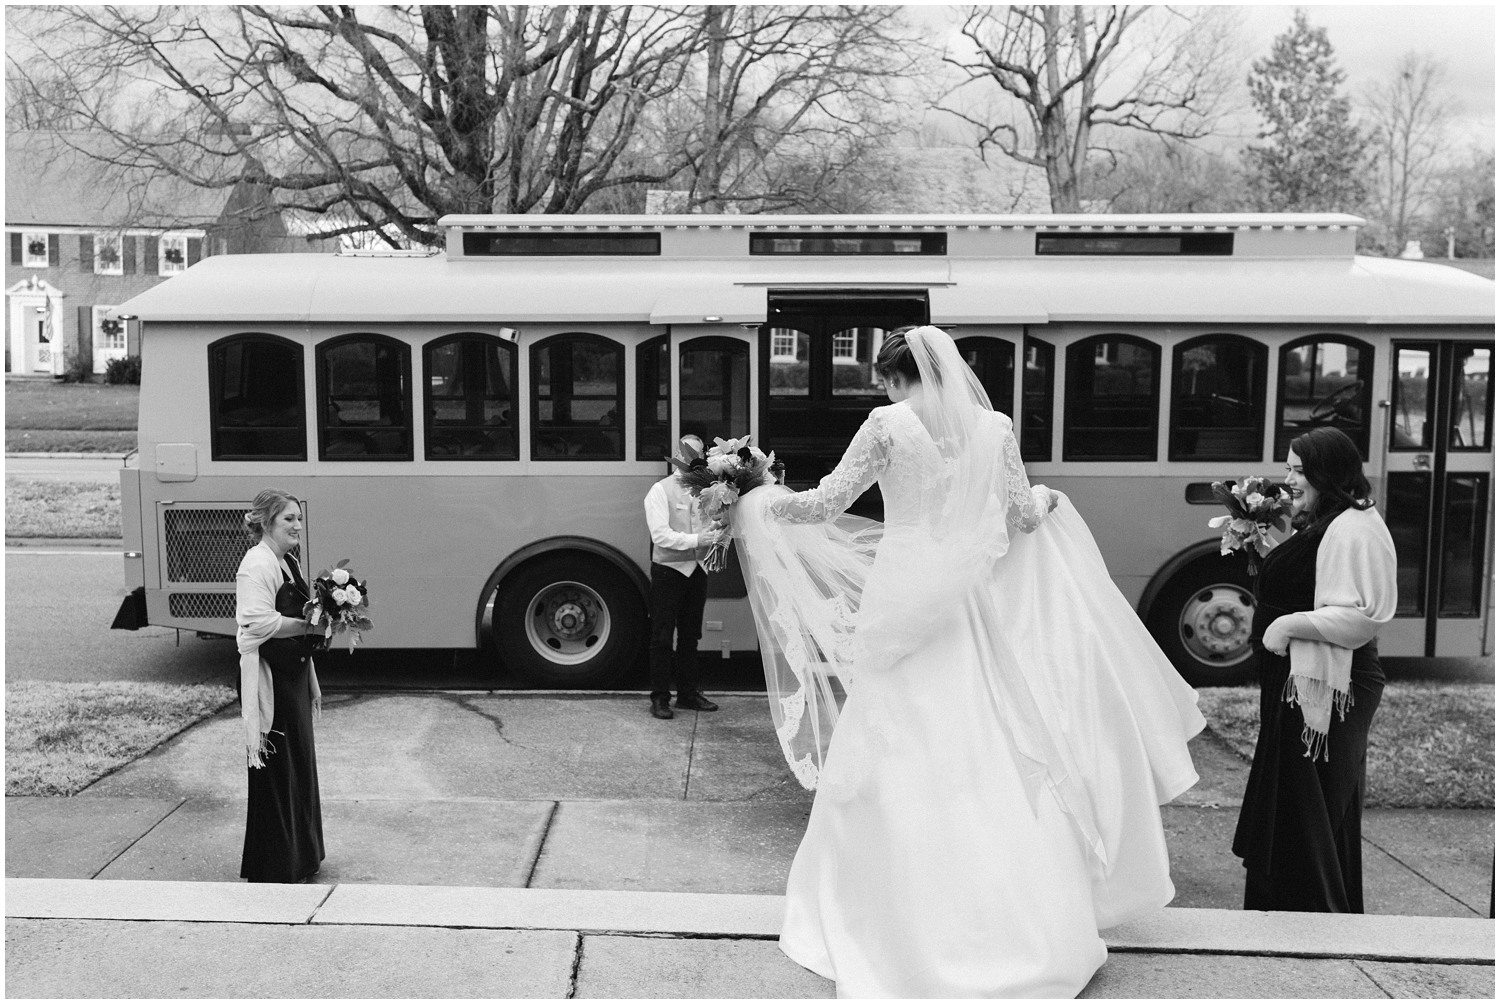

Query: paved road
(1, 547), (767, 691)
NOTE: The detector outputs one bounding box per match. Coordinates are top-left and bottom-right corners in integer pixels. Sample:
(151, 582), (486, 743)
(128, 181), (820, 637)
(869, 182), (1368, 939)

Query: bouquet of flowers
(1208, 476), (1293, 576)
(668, 435), (777, 571)
(303, 559), (373, 651)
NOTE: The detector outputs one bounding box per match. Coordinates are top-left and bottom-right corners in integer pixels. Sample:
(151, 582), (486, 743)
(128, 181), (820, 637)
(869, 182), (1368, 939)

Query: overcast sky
(911, 4), (1495, 148)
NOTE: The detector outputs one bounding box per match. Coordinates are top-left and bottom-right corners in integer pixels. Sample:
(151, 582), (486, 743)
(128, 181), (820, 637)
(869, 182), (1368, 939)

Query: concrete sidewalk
(6, 692), (1496, 997)
(6, 878), (1494, 998)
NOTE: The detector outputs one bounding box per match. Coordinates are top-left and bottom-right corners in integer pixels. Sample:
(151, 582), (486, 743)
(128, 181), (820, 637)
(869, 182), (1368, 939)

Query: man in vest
(643, 434), (724, 720)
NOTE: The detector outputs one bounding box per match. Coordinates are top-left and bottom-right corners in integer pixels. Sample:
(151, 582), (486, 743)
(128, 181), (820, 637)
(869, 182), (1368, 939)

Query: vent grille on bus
(168, 592), (237, 619)
(164, 508), (251, 583)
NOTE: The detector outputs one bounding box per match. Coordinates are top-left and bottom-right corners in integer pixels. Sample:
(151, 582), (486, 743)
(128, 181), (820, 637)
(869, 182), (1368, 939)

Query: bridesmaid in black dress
(235, 488), (324, 883)
(1233, 428), (1397, 912)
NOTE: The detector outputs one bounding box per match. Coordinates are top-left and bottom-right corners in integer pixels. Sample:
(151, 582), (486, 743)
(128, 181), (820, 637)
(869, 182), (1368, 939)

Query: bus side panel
(120, 467), (145, 591)
(137, 473), (662, 647)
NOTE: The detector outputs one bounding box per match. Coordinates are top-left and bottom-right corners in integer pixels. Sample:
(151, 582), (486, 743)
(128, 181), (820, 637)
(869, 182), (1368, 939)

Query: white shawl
(1285, 505), (1398, 758)
(236, 541), (317, 757)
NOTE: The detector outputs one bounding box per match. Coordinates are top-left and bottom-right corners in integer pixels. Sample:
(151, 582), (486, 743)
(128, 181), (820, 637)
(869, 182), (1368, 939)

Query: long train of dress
(771, 498), (1204, 998)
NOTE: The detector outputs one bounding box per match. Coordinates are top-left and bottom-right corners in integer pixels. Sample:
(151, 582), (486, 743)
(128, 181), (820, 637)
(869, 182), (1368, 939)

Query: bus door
(759, 290), (927, 519)
(1385, 340), (1495, 656)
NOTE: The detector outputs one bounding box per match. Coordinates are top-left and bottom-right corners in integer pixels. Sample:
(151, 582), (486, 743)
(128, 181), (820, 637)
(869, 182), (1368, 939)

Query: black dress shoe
(650, 694), (674, 720)
(675, 691), (719, 712)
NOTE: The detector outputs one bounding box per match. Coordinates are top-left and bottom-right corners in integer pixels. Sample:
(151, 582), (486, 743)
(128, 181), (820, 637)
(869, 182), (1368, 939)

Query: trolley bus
(109, 213), (1495, 686)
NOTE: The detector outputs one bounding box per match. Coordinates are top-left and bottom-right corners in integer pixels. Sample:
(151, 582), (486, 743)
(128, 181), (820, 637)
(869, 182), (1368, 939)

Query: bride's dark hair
(875, 327), (922, 384)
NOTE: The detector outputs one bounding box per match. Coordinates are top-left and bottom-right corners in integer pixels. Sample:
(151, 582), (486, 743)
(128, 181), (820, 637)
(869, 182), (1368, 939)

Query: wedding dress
(734, 327), (1205, 998)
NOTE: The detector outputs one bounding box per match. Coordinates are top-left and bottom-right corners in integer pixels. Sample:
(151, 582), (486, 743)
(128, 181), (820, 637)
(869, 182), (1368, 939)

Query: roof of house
(5, 130), (235, 229)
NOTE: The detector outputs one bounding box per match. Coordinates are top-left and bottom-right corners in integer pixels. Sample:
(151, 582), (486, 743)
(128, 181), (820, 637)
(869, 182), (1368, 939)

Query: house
(5, 130), (335, 376)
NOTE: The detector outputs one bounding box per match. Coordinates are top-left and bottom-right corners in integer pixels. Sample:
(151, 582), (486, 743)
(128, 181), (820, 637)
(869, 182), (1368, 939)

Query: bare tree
(1084, 135), (1250, 212)
(675, 5), (919, 212)
(940, 5), (1239, 212)
(1364, 52), (1453, 255)
(8, 5), (708, 246)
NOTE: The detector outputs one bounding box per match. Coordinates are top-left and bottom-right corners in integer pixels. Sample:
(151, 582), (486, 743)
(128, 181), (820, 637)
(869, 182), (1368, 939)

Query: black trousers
(649, 562), (707, 697)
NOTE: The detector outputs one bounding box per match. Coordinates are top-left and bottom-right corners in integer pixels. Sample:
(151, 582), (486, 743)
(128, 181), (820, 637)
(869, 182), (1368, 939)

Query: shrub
(105, 355), (142, 385)
(58, 357), (92, 383)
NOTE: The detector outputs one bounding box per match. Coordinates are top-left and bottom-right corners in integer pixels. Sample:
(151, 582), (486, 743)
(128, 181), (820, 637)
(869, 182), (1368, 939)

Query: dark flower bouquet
(668, 434), (777, 571)
(303, 559), (373, 651)
(1208, 476), (1293, 576)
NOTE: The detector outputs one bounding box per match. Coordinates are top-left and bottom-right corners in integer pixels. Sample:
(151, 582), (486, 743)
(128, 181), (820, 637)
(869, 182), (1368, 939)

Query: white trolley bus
(110, 213), (1495, 686)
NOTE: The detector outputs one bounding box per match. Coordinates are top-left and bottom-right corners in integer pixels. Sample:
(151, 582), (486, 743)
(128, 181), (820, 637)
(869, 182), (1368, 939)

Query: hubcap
(524, 581), (611, 665)
(1179, 585), (1255, 667)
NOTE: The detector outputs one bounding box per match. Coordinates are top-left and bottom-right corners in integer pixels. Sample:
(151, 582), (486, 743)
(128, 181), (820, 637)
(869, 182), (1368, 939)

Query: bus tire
(1145, 556), (1258, 687)
(493, 552), (645, 687)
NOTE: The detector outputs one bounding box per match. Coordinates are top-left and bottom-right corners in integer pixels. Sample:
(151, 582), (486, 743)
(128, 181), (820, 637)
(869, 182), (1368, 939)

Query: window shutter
(48, 234), (60, 267)
(80, 235), (94, 270)
(123, 237), (136, 274)
(187, 237), (202, 265)
(144, 237), (159, 275)
(77, 305), (92, 345)
(9, 232), (20, 265)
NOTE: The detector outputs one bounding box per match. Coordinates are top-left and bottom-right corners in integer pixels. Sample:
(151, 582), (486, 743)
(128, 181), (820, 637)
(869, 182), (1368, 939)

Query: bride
(733, 325), (1206, 998)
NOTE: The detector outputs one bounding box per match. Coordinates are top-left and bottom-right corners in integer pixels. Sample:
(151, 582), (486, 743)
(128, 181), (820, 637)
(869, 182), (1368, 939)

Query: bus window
(681, 337), (749, 443)
(317, 334), (412, 460)
(1441, 473), (1489, 615)
(1064, 335), (1159, 461)
(1450, 345), (1493, 450)
(637, 335), (670, 461)
(424, 334), (516, 460)
(956, 336), (1015, 418)
(531, 333), (624, 460)
(769, 327), (810, 397)
(1390, 345), (1437, 450)
(1022, 337), (1053, 462)
(1169, 335), (1266, 462)
(1275, 336), (1372, 459)
(209, 334), (305, 460)
(830, 327), (888, 397)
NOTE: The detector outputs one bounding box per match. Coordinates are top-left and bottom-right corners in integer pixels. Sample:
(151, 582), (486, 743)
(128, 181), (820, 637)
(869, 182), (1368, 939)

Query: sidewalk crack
(566, 931), (584, 999)
(1349, 959), (1397, 999)
(1362, 833), (1485, 917)
(88, 797), (189, 879)
(682, 711), (700, 801)
(521, 801), (560, 889)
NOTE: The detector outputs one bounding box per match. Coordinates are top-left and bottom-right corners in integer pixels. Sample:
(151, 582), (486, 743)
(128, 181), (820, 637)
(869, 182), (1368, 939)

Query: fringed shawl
(236, 541), (314, 757)
(1285, 505), (1398, 758)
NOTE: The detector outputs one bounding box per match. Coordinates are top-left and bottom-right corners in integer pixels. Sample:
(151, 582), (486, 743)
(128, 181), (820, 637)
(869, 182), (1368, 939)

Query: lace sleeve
(769, 412), (890, 524)
(1002, 426), (1051, 534)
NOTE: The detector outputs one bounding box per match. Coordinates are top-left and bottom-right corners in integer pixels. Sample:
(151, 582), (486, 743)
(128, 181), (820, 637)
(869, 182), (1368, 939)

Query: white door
(92, 305), (126, 374)
(7, 293), (51, 373)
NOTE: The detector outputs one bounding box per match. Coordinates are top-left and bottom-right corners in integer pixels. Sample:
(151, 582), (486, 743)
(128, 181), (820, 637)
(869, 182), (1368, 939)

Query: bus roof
(115, 251), (1494, 328)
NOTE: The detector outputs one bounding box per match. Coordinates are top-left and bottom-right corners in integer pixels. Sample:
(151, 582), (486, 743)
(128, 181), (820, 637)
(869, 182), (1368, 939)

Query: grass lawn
(5, 478), (122, 538)
(6, 681), (237, 796)
(6, 429), (137, 453)
(1197, 681), (1495, 809)
(5, 380), (139, 430)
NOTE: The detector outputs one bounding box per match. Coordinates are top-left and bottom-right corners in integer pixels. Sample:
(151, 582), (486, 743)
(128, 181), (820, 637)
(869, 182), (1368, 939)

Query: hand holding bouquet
(303, 559), (373, 652)
(1208, 476), (1292, 575)
(668, 435), (777, 571)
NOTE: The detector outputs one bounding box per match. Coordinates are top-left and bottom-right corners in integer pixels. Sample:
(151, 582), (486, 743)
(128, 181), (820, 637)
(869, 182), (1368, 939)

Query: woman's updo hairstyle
(243, 488), (299, 543)
(875, 326), (922, 385)
(1289, 426), (1374, 529)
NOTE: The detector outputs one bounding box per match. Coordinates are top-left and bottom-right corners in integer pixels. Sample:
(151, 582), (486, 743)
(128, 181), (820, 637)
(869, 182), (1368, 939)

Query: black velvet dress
(1232, 522), (1383, 912)
(240, 554), (325, 883)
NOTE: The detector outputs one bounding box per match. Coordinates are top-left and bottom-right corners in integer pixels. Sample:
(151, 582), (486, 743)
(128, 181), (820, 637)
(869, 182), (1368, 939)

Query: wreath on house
(97, 243), (121, 267)
(164, 245), (184, 265)
(27, 238), (46, 258)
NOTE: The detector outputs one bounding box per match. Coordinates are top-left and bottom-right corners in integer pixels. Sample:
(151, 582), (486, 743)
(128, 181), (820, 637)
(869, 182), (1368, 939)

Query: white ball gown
(733, 327), (1205, 999)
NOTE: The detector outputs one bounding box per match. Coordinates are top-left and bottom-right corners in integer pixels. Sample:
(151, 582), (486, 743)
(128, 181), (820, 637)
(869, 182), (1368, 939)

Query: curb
(6, 452), (133, 460)
(6, 538), (124, 549)
(7, 879), (1495, 965)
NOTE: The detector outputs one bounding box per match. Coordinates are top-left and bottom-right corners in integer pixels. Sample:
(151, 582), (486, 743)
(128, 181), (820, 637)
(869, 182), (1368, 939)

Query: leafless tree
(1364, 52), (1454, 255)
(674, 5), (919, 212)
(9, 5), (929, 241)
(940, 5), (1239, 212)
(1084, 135), (1251, 212)
(8, 6), (710, 246)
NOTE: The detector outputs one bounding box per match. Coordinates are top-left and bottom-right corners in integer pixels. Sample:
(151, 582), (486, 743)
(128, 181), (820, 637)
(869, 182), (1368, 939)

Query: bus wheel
(494, 553), (645, 688)
(1146, 560), (1257, 687)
